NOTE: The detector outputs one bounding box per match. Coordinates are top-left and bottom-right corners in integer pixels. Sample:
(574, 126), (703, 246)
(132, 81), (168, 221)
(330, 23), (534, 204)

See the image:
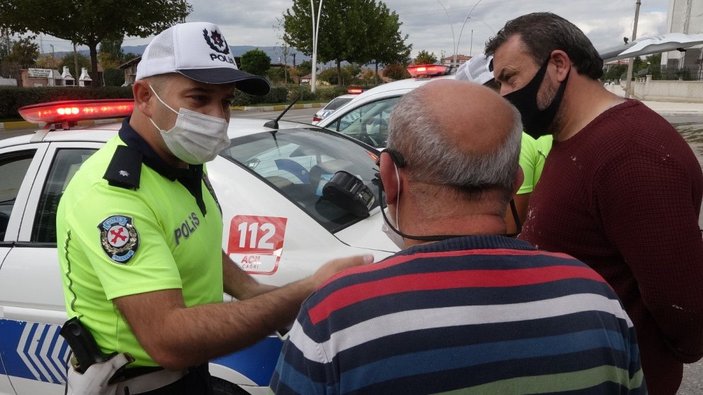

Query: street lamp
(624, 0), (641, 98)
(435, 0), (457, 66)
(456, 0), (483, 60)
(310, 0), (324, 94)
(436, 0), (482, 68)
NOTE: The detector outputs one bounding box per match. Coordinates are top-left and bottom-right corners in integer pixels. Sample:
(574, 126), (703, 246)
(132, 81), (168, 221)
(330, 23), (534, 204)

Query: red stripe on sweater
(318, 248), (576, 289)
(308, 264), (605, 325)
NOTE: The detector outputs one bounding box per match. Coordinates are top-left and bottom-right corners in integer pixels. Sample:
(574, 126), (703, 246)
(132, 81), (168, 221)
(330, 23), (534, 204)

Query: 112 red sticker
(227, 215), (288, 275)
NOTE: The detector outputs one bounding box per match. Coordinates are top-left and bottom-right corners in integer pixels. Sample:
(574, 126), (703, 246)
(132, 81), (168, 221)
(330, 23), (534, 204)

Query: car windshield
(324, 97), (353, 111)
(329, 96), (400, 148)
(220, 127), (381, 233)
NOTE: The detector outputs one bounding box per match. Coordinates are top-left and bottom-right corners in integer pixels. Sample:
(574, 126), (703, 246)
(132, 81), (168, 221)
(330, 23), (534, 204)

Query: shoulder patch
(98, 215), (139, 264)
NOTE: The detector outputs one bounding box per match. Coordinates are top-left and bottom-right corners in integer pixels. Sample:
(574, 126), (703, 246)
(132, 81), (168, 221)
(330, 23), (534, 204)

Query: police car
(311, 93), (357, 125)
(0, 99), (397, 395)
(317, 64), (452, 148)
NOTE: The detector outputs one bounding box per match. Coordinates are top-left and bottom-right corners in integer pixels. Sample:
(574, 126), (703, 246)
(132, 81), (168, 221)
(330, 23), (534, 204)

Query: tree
(5, 36), (38, 68)
(283, 0), (410, 85)
(603, 63), (627, 82)
(296, 60), (312, 79)
(0, 29), (11, 61)
(35, 53), (61, 69)
(240, 49), (271, 77)
(646, 53), (662, 80)
(99, 37), (125, 70)
(383, 63), (410, 80)
(103, 68), (125, 86)
(414, 50), (437, 65)
(0, 0), (191, 86)
(367, 2), (411, 83)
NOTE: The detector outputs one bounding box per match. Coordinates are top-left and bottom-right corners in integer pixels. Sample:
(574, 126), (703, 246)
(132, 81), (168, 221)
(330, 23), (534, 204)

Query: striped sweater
(270, 236), (645, 394)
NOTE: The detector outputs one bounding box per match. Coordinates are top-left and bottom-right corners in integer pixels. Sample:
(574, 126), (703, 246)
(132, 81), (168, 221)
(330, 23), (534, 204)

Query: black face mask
(504, 57), (570, 139)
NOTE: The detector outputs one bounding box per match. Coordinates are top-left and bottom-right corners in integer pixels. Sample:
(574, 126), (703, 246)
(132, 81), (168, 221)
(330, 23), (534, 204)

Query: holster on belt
(60, 317), (187, 394)
(66, 353), (134, 395)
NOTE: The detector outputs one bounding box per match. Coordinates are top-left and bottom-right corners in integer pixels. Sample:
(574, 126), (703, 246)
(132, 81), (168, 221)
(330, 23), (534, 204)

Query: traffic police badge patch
(98, 215), (139, 263)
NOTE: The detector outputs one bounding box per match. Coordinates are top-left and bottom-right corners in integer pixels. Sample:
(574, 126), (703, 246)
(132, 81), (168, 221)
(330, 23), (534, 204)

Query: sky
(34, 0), (672, 61)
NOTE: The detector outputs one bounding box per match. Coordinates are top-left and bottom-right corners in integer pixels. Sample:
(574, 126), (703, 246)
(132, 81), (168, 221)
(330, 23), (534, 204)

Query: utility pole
(73, 43), (79, 84)
(310, 0), (324, 94)
(624, 0), (641, 98)
(469, 29), (474, 57)
(435, 0), (456, 67)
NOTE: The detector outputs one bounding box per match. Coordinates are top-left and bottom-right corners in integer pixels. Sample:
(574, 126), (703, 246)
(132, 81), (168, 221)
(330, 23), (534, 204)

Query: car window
(328, 96), (400, 148)
(220, 128), (380, 233)
(32, 148), (96, 243)
(0, 150), (35, 241)
(324, 97), (353, 111)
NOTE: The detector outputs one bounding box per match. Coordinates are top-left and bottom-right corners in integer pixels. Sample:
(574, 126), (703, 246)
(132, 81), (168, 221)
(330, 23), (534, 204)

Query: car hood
(334, 208), (399, 255)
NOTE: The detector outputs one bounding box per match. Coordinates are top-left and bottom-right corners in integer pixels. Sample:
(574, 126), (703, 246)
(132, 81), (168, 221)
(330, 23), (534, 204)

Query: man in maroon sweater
(486, 12), (703, 394)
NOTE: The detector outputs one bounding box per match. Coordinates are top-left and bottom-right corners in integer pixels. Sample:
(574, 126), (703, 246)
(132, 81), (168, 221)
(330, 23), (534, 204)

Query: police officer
(56, 22), (370, 394)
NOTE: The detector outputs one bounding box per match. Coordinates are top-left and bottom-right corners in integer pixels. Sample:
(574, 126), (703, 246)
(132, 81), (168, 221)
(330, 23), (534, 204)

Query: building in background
(662, 0), (702, 78)
(18, 66), (92, 87)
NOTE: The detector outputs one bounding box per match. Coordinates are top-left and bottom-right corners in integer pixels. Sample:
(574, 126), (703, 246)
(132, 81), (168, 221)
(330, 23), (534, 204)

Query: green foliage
(296, 60), (312, 77)
(283, 0), (410, 78)
(414, 50), (437, 65)
(102, 69), (124, 87)
(99, 37), (125, 70)
(35, 54), (61, 69)
(603, 64), (627, 82)
(266, 66), (288, 83)
(5, 36), (38, 68)
(646, 53), (662, 80)
(0, 30), (10, 60)
(0, 86), (132, 119)
(383, 63), (410, 80)
(240, 49), (271, 76)
(0, 0), (191, 86)
(367, 3), (411, 65)
(319, 67), (351, 85)
(231, 86), (289, 106)
(320, 85), (350, 100)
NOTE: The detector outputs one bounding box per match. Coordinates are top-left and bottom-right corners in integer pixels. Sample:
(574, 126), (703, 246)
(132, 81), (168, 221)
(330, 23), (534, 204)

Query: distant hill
(53, 45), (337, 68)
(120, 45), (310, 64)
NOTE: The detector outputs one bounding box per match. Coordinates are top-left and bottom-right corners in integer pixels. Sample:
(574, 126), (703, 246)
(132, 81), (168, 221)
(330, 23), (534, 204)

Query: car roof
(318, 75), (451, 126)
(331, 94), (358, 100)
(2, 117), (311, 146)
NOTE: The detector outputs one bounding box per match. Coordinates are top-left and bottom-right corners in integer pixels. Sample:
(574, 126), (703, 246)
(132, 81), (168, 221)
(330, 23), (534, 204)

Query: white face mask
(148, 85), (231, 164)
(381, 162), (405, 249)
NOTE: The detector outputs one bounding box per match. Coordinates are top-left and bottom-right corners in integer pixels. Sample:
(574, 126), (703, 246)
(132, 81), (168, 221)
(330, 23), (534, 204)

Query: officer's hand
(309, 255), (374, 290)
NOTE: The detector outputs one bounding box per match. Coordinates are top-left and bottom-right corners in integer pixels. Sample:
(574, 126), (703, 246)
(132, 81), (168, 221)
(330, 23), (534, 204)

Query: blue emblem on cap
(203, 28), (229, 54)
(98, 215), (139, 263)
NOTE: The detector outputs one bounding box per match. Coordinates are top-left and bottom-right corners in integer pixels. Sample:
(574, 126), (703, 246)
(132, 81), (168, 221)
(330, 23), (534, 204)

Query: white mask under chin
(148, 85), (230, 164)
(382, 214), (405, 249)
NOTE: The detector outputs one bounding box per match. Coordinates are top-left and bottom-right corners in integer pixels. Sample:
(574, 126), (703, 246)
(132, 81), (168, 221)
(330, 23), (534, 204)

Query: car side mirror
(322, 171), (375, 218)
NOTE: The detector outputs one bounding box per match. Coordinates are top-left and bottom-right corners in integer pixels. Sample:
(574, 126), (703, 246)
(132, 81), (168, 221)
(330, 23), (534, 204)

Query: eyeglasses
(376, 148), (406, 168)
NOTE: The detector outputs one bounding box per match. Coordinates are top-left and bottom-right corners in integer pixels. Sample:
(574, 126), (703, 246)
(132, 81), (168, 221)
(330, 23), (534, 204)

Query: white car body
(311, 94), (357, 125)
(0, 110), (397, 395)
(317, 76), (451, 148)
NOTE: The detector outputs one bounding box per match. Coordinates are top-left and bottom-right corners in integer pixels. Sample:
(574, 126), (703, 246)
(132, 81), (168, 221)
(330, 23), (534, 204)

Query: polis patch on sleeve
(98, 215), (139, 263)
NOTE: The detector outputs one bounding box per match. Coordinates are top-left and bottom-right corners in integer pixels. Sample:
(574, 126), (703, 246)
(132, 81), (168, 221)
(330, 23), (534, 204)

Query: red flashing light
(18, 99), (134, 125)
(347, 86), (364, 94)
(406, 64), (450, 78)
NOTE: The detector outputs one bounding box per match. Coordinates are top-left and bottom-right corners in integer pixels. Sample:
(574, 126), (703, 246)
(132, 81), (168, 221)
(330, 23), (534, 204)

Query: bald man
(270, 80), (645, 394)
